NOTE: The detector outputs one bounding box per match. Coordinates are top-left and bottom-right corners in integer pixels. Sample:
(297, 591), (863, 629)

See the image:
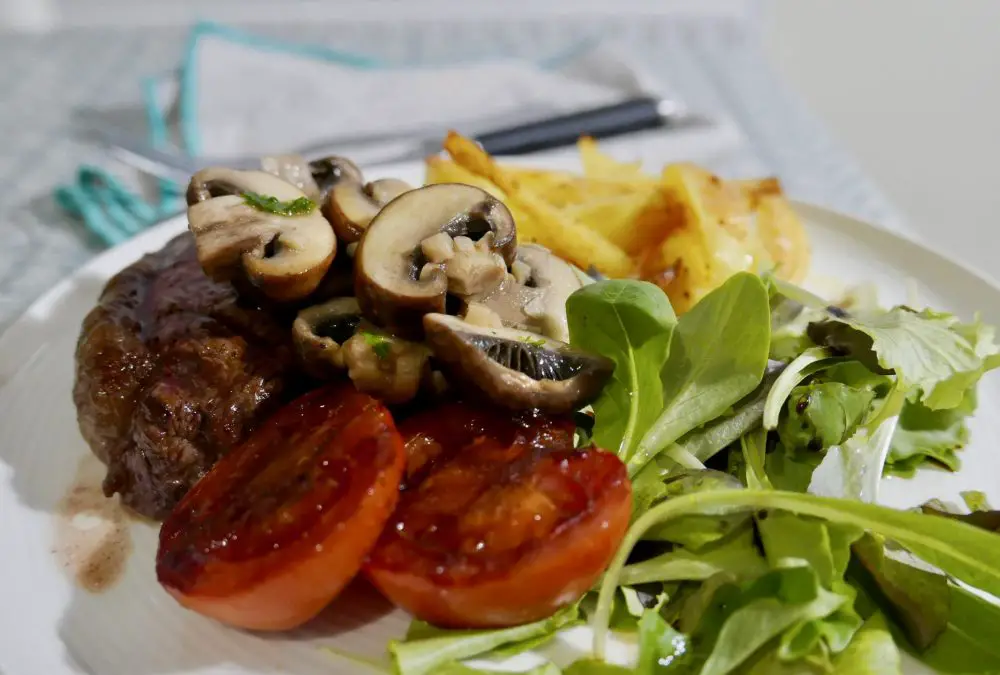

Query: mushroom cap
(423, 313), (613, 413)
(292, 297), (362, 377)
(326, 177), (412, 243)
(186, 168), (336, 302)
(355, 183), (517, 339)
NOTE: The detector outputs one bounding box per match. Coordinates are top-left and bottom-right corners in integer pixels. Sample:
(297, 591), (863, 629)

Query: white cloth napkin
(155, 26), (745, 169)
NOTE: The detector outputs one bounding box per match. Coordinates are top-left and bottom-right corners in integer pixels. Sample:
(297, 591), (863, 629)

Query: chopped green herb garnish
(242, 191), (316, 216)
(360, 331), (391, 360)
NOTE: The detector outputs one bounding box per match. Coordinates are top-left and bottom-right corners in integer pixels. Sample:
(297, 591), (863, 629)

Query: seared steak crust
(73, 234), (299, 519)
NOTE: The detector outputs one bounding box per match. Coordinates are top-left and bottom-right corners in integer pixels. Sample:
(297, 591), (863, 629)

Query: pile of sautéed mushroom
(185, 155), (613, 413)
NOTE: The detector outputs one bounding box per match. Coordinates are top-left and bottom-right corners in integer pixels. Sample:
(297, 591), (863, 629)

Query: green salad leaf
(851, 534), (951, 650)
(777, 382), (876, 454)
(567, 280), (677, 460)
(635, 607), (693, 673)
(915, 585), (1000, 673)
(740, 428), (771, 490)
(763, 347), (845, 431)
(629, 273), (772, 474)
(673, 360), (786, 463)
(757, 512), (861, 588)
(429, 662), (561, 675)
(618, 527), (766, 586)
(886, 391), (975, 475)
(390, 606), (578, 675)
(807, 307), (999, 410)
(638, 471), (750, 548)
(962, 490), (992, 512)
(697, 562), (849, 675)
(563, 660), (634, 675)
(593, 489), (1000, 658)
(806, 417), (898, 503)
(829, 613), (902, 674)
(920, 504), (1000, 533)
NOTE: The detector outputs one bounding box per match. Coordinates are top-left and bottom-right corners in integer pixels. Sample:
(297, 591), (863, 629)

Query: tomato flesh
(364, 402), (631, 628)
(156, 384), (405, 631)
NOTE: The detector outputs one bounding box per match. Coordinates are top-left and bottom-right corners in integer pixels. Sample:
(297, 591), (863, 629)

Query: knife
(93, 96), (708, 183)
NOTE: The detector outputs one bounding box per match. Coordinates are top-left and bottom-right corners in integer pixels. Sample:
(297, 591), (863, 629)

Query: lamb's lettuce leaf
(629, 273), (772, 474)
(672, 360), (786, 463)
(567, 280), (677, 460)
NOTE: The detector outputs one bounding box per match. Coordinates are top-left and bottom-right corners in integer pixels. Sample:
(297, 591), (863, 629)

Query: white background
(762, 0), (1000, 278)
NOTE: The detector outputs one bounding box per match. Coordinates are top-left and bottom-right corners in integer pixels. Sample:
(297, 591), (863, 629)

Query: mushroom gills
(314, 314), (361, 343)
(423, 313), (613, 413)
(470, 335), (590, 382)
(293, 297), (363, 376)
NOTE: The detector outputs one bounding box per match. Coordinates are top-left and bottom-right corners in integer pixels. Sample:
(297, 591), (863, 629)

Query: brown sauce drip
(53, 455), (134, 592)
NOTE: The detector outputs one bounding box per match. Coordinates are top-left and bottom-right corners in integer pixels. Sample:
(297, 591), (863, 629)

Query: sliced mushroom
(423, 313), (612, 413)
(308, 156), (363, 203)
(294, 297), (430, 402)
(186, 168), (336, 301)
(261, 154), (321, 202)
(327, 177), (412, 243)
(340, 330), (431, 404)
(355, 183), (517, 339)
(292, 297), (362, 377)
(465, 244), (583, 342)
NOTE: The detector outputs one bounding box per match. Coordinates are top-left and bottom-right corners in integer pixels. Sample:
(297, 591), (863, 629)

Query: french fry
(577, 137), (652, 185)
(441, 132), (635, 277)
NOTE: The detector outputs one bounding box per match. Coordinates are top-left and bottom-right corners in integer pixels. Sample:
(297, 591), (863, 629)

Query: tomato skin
(156, 384), (405, 631)
(364, 403), (631, 628)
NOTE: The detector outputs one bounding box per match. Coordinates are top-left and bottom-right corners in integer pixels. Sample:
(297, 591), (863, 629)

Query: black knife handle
(474, 96), (663, 156)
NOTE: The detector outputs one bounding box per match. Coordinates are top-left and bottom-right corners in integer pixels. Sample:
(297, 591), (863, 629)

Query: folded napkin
(57, 21), (745, 245)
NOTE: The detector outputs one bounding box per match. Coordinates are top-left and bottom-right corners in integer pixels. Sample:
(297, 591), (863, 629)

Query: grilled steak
(73, 234), (301, 519)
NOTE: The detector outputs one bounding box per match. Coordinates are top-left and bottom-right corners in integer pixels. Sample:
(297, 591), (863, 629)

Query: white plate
(1, 159), (998, 675)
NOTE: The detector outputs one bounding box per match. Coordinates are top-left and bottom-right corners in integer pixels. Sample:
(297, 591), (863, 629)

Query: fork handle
(474, 97), (665, 156)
